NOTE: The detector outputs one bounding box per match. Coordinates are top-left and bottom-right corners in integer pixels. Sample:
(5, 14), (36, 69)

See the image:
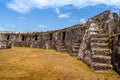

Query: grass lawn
(0, 47), (120, 80)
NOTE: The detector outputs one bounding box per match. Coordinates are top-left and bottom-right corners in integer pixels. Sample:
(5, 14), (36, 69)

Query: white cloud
(80, 18), (86, 23)
(38, 24), (46, 28)
(55, 8), (71, 18)
(55, 8), (60, 14)
(8, 0), (31, 14)
(7, 0), (120, 14)
(58, 13), (71, 18)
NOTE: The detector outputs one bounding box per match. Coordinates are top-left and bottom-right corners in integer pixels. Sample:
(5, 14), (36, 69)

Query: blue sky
(0, 0), (120, 32)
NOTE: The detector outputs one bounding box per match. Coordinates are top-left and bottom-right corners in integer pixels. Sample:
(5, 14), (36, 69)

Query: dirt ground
(0, 47), (120, 80)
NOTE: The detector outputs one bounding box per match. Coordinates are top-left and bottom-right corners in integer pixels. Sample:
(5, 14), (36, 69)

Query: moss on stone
(94, 15), (100, 21)
(61, 29), (67, 33)
(98, 22), (102, 27)
(82, 24), (87, 28)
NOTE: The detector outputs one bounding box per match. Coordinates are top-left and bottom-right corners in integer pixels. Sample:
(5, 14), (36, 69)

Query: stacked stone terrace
(0, 10), (120, 72)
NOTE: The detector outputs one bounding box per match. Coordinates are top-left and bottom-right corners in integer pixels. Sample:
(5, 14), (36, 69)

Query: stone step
(90, 38), (108, 43)
(92, 55), (111, 60)
(74, 40), (81, 43)
(90, 31), (99, 35)
(72, 49), (79, 53)
(91, 51), (110, 56)
(90, 29), (100, 32)
(56, 41), (65, 45)
(91, 63), (112, 70)
(72, 43), (80, 46)
(91, 43), (108, 46)
(60, 49), (66, 52)
(91, 43), (108, 48)
(59, 46), (65, 49)
(70, 53), (78, 57)
(56, 45), (66, 52)
(72, 42), (80, 56)
(90, 34), (108, 38)
(92, 55), (111, 63)
(72, 45), (79, 49)
(91, 48), (110, 52)
(72, 49), (79, 52)
(57, 43), (65, 46)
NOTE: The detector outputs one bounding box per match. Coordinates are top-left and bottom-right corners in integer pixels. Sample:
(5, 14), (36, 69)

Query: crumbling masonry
(0, 11), (120, 72)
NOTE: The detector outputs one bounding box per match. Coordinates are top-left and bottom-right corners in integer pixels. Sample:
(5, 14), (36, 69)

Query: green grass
(0, 47), (120, 80)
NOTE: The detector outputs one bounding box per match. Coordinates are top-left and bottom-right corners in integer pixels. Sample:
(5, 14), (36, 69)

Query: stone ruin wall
(0, 24), (86, 53)
(110, 33), (120, 72)
(77, 10), (120, 70)
(0, 10), (120, 72)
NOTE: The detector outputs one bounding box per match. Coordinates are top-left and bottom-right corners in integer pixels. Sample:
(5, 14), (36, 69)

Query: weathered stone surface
(0, 10), (120, 72)
(110, 33), (120, 72)
(77, 10), (119, 71)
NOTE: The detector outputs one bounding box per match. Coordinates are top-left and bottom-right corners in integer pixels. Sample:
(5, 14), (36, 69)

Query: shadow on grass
(113, 68), (120, 75)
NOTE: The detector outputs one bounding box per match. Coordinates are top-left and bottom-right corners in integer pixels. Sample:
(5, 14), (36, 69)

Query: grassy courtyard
(0, 47), (119, 80)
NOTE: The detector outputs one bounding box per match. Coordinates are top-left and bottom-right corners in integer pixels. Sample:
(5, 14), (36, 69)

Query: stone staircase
(71, 40), (80, 57)
(90, 33), (112, 70)
(56, 41), (66, 52)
